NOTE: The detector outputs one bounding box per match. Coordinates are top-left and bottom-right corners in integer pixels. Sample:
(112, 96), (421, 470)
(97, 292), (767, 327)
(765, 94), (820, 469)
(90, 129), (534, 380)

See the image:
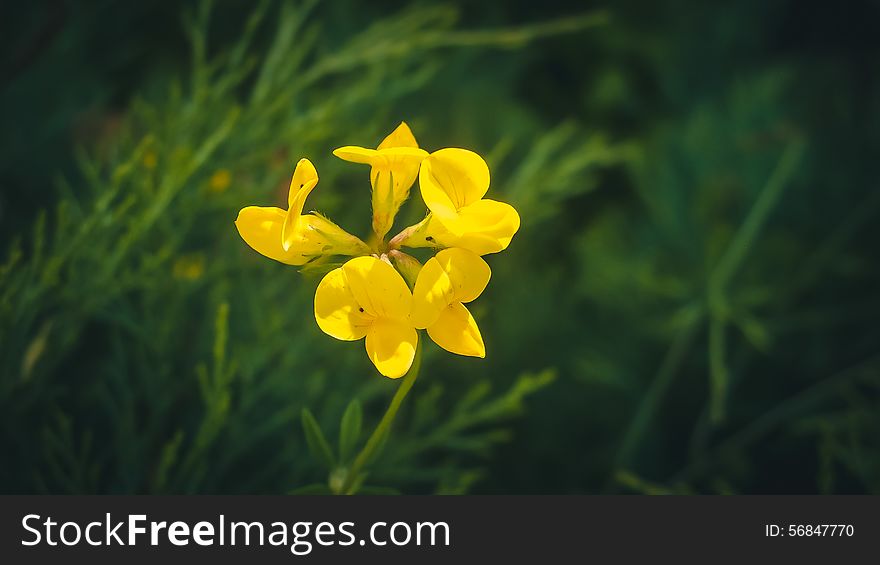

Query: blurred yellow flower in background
(209, 169), (232, 193)
(173, 254), (205, 280)
(142, 150), (158, 169)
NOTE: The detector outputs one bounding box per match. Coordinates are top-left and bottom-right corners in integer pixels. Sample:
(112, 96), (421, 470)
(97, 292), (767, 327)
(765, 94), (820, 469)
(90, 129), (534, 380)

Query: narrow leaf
(301, 408), (335, 469)
(339, 399), (363, 463)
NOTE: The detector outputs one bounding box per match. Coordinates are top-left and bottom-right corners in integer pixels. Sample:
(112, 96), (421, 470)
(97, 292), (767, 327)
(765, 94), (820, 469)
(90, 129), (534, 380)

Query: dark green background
(1, 0), (878, 494)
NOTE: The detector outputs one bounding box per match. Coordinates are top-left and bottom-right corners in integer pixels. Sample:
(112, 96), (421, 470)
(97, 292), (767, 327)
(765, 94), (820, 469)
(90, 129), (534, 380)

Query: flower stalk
(339, 338), (423, 494)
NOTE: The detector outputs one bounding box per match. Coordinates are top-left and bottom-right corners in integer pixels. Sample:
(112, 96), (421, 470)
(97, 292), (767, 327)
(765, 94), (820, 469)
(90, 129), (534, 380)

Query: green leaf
(338, 399), (363, 463)
(301, 408), (335, 470)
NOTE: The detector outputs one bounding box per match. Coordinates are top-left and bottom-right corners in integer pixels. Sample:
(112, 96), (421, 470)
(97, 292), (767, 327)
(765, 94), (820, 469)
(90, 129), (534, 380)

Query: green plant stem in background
(610, 306), (703, 485)
(707, 140), (807, 300)
(340, 338), (423, 494)
(706, 139), (806, 423)
(610, 140), (806, 487)
(296, 11), (610, 89)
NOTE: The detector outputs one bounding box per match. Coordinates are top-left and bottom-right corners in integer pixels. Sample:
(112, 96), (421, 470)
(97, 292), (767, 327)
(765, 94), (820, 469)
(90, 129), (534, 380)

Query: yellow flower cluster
(235, 123), (520, 378)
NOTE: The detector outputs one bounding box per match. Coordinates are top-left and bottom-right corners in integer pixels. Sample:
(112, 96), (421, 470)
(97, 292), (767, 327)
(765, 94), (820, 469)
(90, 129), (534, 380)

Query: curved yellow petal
(436, 198), (520, 241)
(314, 267), (373, 341)
(419, 148), (490, 220)
(235, 206), (309, 265)
(420, 220), (515, 255)
(411, 248), (489, 328)
(341, 256), (412, 321)
(433, 248), (491, 303)
(333, 146), (378, 165)
(288, 158), (319, 209)
(443, 229), (512, 256)
(336, 146), (425, 177)
(427, 302), (485, 358)
(237, 207), (369, 266)
(378, 121), (419, 150)
(282, 159), (319, 251)
(437, 201), (519, 254)
(281, 209), (298, 252)
(411, 257), (455, 329)
(365, 320), (418, 378)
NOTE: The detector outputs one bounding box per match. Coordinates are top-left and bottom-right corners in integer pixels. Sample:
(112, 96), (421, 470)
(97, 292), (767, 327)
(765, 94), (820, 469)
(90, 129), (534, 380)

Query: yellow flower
(209, 169), (232, 193)
(314, 256), (418, 378)
(333, 122), (428, 240)
(235, 128), (513, 380)
(395, 148), (520, 255)
(172, 254), (205, 280)
(411, 247), (489, 358)
(142, 150), (158, 169)
(235, 159), (369, 265)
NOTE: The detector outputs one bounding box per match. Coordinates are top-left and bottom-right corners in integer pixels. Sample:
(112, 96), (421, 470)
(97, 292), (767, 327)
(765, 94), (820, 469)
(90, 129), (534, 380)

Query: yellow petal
(335, 144), (426, 165)
(377, 121), (419, 150)
(442, 229), (512, 256)
(410, 247), (489, 328)
(434, 199), (521, 250)
(288, 158), (319, 209)
(393, 199), (519, 256)
(341, 256), (412, 321)
(236, 207), (368, 266)
(335, 146), (426, 171)
(433, 248), (491, 303)
(314, 267), (373, 341)
(419, 148), (490, 220)
(411, 256), (455, 329)
(426, 221), (513, 256)
(235, 206), (309, 265)
(333, 146), (378, 165)
(283, 159), (319, 251)
(365, 320), (418, 378)
(427, 302), (485, 358)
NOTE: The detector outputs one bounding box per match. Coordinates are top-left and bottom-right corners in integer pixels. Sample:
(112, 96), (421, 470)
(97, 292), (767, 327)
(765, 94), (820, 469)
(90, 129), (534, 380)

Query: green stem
(608, 308), (703, 487)
(708, 139), (805, 307)
(703, 140), (805, 426)
(341, 338), (423, 494)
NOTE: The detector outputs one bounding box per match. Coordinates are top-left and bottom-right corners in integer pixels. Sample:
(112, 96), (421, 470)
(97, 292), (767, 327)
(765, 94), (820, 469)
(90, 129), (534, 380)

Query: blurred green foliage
(1, 0), (879, 494)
